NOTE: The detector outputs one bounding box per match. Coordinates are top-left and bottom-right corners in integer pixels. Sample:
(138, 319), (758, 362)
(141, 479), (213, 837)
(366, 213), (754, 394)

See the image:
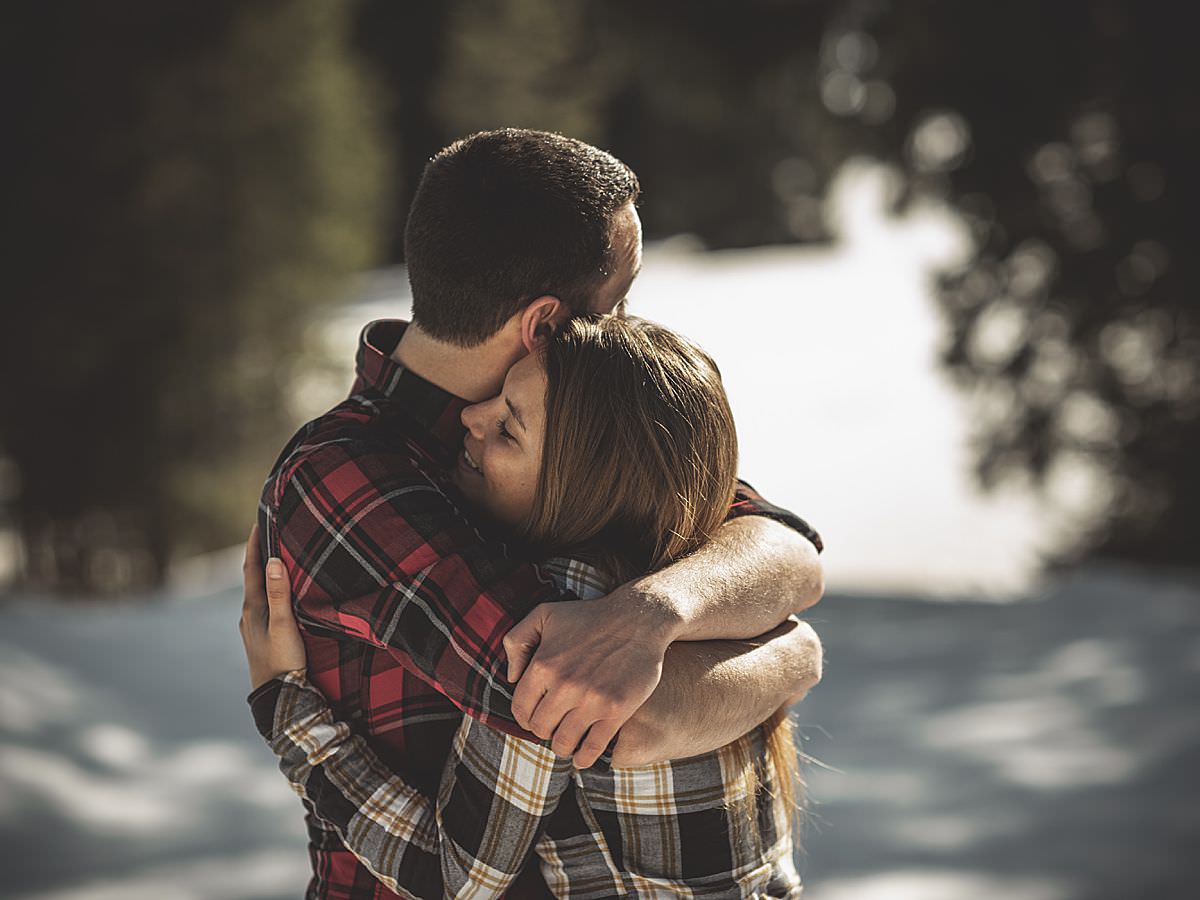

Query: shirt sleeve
(728, 479), (824, 553)
(249, 672), (573, 900)
(270, 445), (570, 740)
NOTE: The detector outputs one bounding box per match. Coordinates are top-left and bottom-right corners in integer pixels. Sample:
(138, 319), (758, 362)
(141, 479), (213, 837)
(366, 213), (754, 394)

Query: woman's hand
(239, 524), (307, 690)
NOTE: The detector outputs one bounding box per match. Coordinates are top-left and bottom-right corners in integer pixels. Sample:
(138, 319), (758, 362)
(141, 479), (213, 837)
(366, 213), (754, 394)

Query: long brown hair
(524, 315), (735, 582)
(524, 314), (801, 827)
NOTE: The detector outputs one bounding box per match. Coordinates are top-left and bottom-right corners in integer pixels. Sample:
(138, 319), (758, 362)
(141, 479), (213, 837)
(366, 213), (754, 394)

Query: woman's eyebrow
(505, 397), (526, 431)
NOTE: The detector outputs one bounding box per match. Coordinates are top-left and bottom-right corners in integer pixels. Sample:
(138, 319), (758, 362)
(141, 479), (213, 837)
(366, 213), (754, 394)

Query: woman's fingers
(265, 558), (293, 620)
(262, 557), (307, 677)
(240, 525), (267, 633)
(243, 523), (262, 575)
(240, 522), (308, 689)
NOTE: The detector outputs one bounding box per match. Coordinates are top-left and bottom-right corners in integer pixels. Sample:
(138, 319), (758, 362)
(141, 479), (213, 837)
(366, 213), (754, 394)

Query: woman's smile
(460, 444), (483, 476)
(450, 353), (546, 529)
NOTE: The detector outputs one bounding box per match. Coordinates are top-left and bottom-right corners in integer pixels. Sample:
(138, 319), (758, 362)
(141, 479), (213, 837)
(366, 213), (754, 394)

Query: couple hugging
(239, 128), (826, 899)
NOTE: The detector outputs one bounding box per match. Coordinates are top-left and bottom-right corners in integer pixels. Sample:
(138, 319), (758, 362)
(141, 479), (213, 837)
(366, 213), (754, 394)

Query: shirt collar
(351, 319), (468, 467)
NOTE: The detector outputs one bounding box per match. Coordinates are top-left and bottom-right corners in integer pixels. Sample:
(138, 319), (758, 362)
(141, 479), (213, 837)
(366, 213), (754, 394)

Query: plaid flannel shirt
(250, 559), (802, 899)
(256, 320), (822, 899)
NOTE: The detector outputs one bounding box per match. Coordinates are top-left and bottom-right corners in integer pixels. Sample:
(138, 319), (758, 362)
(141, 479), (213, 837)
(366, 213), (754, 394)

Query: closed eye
(497, 418), (515, 441)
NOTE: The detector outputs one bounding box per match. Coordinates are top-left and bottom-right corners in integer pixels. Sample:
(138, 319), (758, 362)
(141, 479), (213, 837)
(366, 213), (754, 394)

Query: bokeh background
(3, 1), (1198, 898)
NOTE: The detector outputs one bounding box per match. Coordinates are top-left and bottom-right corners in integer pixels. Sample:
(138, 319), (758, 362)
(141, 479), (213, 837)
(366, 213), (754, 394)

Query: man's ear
(520, 296), (563, 353)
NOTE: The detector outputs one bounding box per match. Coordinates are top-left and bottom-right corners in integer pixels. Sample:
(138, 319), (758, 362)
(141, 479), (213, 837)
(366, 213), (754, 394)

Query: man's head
(404, 129), (642, 348)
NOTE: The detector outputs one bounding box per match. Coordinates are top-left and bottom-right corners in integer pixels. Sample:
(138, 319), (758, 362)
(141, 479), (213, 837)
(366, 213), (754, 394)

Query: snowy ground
(3, 563), (1199, 899)
(794, 566), (1200, 900)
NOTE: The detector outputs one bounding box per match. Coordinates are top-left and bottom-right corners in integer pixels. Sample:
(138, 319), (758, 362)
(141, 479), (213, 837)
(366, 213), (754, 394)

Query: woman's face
(452, 353), (547, 531)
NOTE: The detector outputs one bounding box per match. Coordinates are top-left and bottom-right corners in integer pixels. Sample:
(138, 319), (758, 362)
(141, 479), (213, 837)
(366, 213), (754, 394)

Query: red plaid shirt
(256, 320), (822, 900)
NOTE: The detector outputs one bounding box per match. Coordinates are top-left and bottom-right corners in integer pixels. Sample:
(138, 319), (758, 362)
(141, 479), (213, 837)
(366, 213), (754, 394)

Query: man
(243, 129), (824, 899)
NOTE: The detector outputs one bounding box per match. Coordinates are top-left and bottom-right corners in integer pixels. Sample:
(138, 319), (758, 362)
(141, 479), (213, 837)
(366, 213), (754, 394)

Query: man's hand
(502, 515), (822, 769)
(504, 588), (680, 769)
(239, 524), (307, 691)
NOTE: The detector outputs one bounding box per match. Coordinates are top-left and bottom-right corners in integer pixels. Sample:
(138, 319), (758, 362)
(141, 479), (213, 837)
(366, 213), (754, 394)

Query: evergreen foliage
(5, 0), (1194, 589)
(5, 1), (386, 590)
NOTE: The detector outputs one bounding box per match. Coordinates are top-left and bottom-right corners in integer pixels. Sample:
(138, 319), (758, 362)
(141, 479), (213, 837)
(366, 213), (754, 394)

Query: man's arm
(610, 616), (823, 767)
(504, 514), (824, 765)
(633, 514), (824, 641)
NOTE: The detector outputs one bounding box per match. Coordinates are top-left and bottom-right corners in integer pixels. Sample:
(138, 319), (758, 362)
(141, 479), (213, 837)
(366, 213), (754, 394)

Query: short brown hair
(405, 129), (640, 347)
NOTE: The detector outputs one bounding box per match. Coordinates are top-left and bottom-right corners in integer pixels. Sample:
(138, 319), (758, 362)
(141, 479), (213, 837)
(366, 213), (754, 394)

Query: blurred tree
(334, 0), (1200, 568)
(409, 0), (1199, 568)
(5, 0), (1192, 584)
(597, 0), (842, 247)
(349, 0), (846, 250)
(352, 1), (449, 261)
(829, 0), (1198, 566)
(3, 0), (386, 591)
(434, 0), (614, 144)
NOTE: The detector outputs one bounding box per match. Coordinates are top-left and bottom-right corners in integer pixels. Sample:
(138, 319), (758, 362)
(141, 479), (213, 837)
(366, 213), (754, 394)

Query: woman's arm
(249, 672), (444, 897)
(241, 530), (574, 898)
(249, 673), (574, 899)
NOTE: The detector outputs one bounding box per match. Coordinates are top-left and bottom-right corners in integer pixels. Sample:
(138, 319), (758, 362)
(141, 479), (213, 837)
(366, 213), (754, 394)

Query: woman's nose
(461, 401), (487, 438)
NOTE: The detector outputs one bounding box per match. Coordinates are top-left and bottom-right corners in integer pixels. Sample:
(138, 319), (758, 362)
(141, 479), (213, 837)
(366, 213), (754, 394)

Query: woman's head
(452, 316), (738, 580)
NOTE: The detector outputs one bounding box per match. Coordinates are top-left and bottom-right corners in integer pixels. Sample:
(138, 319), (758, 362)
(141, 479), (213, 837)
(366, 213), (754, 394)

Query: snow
(3, 564), (1199, 899)
(0, 589), (308, 900)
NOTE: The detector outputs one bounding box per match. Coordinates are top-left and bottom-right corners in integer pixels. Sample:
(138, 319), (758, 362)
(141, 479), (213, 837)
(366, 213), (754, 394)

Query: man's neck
(390, 322), (519, 403)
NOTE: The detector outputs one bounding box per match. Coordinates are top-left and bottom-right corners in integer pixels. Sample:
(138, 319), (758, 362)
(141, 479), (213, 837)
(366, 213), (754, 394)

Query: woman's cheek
(517, 467), (540, 519)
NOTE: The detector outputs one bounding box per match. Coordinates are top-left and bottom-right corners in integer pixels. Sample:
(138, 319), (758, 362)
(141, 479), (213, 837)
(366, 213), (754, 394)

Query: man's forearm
(498, 508), (823, 765)
(632, 515), (823, 643)
(610, 617), (823, 767)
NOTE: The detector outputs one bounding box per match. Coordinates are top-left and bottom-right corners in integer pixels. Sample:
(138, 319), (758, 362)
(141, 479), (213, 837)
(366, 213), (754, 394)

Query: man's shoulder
(263, 395), (437, 512)
(261, 402), (476, 593)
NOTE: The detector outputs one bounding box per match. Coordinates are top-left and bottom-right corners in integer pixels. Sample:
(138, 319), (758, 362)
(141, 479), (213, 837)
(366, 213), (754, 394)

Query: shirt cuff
(247, 675), (289, 741)
(243, 672), (307, 744)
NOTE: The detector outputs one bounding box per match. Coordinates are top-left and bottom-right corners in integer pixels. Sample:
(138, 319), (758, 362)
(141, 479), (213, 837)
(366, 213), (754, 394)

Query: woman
(244, 315), (802, 898)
